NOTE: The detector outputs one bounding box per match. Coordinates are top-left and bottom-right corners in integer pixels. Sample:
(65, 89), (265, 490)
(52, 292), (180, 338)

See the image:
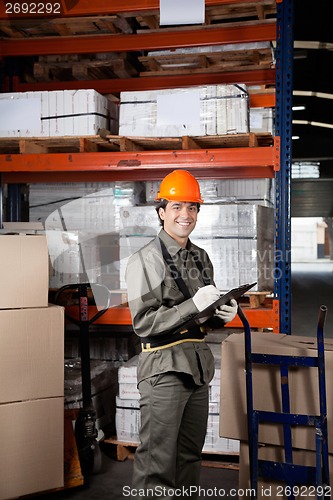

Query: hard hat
(155, 170), (204, 204)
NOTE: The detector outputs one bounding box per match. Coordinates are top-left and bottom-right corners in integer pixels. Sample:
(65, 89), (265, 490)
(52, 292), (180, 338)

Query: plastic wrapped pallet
(147, 42), (273, 58)
(146, 178), (274, 205)
(64, 358), (119, 436)
(119, 84), (249, 137)
(192, 204), (274, 292)
(117, 203), (274, 292)
(0, 89), (119, 138)
(119, 205), (159, 288)
(250, 107), (274, 134)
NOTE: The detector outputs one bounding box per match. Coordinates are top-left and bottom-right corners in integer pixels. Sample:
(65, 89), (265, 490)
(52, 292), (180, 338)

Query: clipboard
(195, 281), (257, 320)
(168, 282), (257, 335)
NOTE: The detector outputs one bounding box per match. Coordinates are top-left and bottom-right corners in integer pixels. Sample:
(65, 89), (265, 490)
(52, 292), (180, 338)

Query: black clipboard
(169, 282), (257, 335)
(195, 281), (257, 320)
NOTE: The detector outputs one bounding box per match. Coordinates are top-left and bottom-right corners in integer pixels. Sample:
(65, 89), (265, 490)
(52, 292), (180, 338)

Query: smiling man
(125, 170), (237, 499)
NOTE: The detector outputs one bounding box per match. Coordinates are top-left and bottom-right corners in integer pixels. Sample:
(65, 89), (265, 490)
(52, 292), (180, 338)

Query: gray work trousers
(131, 372), (209, 500)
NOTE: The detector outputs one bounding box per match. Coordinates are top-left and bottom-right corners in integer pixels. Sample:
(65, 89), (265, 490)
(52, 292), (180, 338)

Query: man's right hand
(192, 285), (220, 312)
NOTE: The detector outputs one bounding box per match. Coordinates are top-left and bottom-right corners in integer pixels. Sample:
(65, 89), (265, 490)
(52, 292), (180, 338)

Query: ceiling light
(293, 91), (333, 100)
(293, 120), (333, 129)
(292, 106), (306, 111)
(292, 136), (300, 140)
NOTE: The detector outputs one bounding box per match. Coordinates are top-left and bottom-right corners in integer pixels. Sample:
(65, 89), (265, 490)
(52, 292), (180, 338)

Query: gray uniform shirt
(126, 229), (224, 385)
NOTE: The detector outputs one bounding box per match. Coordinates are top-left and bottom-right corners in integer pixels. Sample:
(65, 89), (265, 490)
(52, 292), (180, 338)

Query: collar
(158, 229), (194, 258)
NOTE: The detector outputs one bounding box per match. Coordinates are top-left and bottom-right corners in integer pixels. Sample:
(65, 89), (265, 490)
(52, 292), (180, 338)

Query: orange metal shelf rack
(65, 300), (280, 333)
(0, 0), (280, 332)
(0, 145), (277, 184)
(0, 0), (275, 19)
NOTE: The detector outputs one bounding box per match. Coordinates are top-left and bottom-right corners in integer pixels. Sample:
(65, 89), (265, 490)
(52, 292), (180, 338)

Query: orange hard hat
(155, 170), (204, 204)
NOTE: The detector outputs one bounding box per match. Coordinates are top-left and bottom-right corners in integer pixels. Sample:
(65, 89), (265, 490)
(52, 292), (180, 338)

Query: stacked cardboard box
(116, 356), (140, 443)
(0, 89), (119, 138)
(204, 342), (240, 454)
(119, 84), (249, 137)
(115, 350), (239, 455)
(219, 332), (333, 498)
(0, 231), (64, 500)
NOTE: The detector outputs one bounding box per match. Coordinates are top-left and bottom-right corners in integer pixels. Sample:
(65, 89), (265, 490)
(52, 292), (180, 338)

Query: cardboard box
(219, 332), (333, 452)
(115, 395), (140, 443)
(118, 355), (139, 384)
(118, 382), (140, 400)
(203, 414), (240, 454)
(239, 441), (333, 499)
(115, 405), (141, 443)
(0, 234), (49, 309)
(0, 305), (64, 403)
(0, 398), (64, 500)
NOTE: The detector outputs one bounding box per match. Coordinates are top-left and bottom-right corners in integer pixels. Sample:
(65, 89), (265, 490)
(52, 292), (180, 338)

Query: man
(125, 169), (237, 499)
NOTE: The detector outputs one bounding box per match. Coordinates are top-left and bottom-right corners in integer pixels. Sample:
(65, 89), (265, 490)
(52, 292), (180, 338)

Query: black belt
(141, 325), (206, 351)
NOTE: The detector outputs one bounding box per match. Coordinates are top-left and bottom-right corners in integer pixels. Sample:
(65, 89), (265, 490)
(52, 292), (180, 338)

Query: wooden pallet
(105, 132), (274, 152)
(245, 290), (273, 309)
(139, 46), (274, 77)
(33, 53), (140, 82)
(136, 1), (276, 30)
(0, 133), (119, 154)
(0, 1), (276, 39)
(104, 437), (239, 470)
(0, 14), (134, 39)
(0, 1), (276, 84)
(0, 132), (273, 155)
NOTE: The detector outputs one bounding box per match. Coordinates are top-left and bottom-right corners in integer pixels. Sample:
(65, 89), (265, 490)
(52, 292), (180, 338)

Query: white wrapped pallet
(0, 91), (50, 137)
(250, 107), (274, 134)
(0, 89), (119, 137)
(119, 84), (249, 137)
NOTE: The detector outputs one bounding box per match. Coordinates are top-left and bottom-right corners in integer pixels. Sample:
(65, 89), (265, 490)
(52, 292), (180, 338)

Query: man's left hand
(214, 299), (238, 323)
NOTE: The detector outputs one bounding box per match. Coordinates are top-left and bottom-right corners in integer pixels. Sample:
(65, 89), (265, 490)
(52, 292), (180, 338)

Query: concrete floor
(34, 449), (240, 500)
(31, 260), (333, 499)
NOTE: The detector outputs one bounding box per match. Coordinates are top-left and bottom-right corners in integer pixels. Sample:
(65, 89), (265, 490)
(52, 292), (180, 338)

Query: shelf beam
(0, 23), (276, 57)
(12, 70), (276, 96)
(0, 147), (275, 171)
(63, 302), (279, 330)
(0, 0), (274, 19)
(0, 147), (275, 183)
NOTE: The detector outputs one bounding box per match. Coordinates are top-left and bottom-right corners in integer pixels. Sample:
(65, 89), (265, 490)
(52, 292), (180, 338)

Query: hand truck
(238, 304), (330, 500)
(55, 283), (110, 476)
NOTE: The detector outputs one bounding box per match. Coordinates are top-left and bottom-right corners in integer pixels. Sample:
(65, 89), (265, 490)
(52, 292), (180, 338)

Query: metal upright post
(7, 184), (21, 222)
(274, 0), (294, 334)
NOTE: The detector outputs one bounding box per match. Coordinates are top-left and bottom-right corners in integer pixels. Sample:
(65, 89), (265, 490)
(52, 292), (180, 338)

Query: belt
(141, 325), (206, 352)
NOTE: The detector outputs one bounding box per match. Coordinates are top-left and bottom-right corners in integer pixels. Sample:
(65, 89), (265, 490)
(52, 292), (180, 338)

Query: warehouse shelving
(0, 0), (293, 333)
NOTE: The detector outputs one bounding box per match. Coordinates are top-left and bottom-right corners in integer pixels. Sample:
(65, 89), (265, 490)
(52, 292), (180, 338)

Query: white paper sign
(0, 97), (41, 134)
(157, 91), (201, 132)
(160, 0), (205, 26)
